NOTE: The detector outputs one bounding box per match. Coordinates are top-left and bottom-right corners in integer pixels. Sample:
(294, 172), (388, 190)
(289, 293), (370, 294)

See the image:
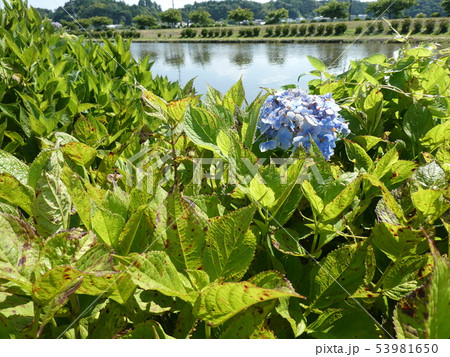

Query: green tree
(132, 14), (158, 29)
(366, 0), (417, 19)
(442, 0), (450, 14)
(266, 8), (289, 24)
(90, 16), (113, 28)
(189, 8), (214, 26)
(159, 8), (182, 27)
(227, 6), (254, 23)
(316, 1), (349, 19)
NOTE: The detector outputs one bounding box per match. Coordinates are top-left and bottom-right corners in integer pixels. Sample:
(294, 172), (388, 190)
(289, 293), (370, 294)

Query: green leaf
(403, 103), (434, 151)
(0, 214), (41, 292)
(0, 150), (29, 185)
(222, 78), (245, 114)
(167, 96), (199, 123)
(120, 320), (174, 339)
(157, 191), (208, 271)
(193, 281), (303, 326)
(344, 140), (374, 172)
(393, 252), (450, 339)
(413, 161), (447, 190)
(321, 177), (361, 222)
(383, 255), (433, 301)
(32, 173), (71, 237)
(118, 251), (195, 303)
(90, 201), (125, 248)
(421, 120), (450, 152)
(310, 307), (381, 338)
(371, 223), (428, 262)
(248, 175), (276, 208)
(0, 173), (34, 216)
(301, 180), (324, 217)
(203, 204), (257, 281)
(219, 300), (277, 339)
(183, 106), (228, 152)
(353, 135), (384, 151)
(307, 55), (326, 72)
(363, 89), (383, 136)
(372, 145), (398, 179)
(78, 273), (135, 304)
(271, 228), (308, 256)
(411, 189), (449, 224)
(62, 142), (97, 168)
(310, 243), (368, 309)
(117, 205), (147, 256)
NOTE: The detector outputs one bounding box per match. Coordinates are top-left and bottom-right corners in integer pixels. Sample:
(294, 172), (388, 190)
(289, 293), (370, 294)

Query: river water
(130, 42), (403, 100)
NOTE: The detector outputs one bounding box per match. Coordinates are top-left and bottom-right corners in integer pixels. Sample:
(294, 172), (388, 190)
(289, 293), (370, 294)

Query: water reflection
(130, 42), (403, 100)
(267, 44), (287, 65)
(229, 44), (253, 67)
(190, 44), (211, 66)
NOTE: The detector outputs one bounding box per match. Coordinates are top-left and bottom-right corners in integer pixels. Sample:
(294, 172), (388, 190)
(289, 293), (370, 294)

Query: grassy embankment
(137, 18), (450, 44)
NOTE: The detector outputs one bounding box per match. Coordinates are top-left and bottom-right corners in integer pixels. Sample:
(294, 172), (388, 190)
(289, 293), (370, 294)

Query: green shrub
(201, 28), (208, 37)
(275, 25), (282, 36)
(325, 24), (333, 36)
(253, 27), (261, 37)
(334, 23), (347, 35)
(389, 20), (399, 34)
(424, 19), (435, 34)
(411, 20), (422, 34)
(307, 23), (315, 36)
(316, 24), (325, 36)
(376, 21), (384, 34)
(290, 25), (298, 36)
(238, 29), (246, 37)
(227, 29), (233, 36)
(415, 13), (426, 18)
(365, 24), (374, 35)
(245, 28), (253, 37)
(221, 29), (227, 37)
(298, 24), (307, 36)
(400, 18), (411, 34)
(208, 29), (214, 37)
(265, 26), (273, 36)
(430, 12), (440, 17)
(437, 20), (449, 34)
(282, 25), (290, 36)
(355, 25), (363, 35)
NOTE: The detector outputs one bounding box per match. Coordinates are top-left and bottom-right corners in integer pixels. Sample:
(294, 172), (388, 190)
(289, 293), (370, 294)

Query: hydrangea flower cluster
(257, 88), (350, 160)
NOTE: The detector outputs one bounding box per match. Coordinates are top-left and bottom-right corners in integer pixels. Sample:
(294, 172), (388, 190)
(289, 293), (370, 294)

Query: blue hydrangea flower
(257, 88), (350, 160)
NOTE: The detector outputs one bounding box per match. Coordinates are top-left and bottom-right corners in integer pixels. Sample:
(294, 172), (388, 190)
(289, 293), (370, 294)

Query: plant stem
(374, 261), (396, 292)
(70, 295), (81, 339)
(205, 323), (211, 339)
(30, 303), (41, 339)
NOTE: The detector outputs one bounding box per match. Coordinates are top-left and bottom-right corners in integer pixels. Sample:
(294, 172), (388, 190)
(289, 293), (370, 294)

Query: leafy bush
(365, 24), (375, 35)
(274, 25), (282, 36)
(325, 24), (333, 36)
(290, 25), (298, 36)
(282, 24), (290, 36)
(238, 28), (246, 37)
(400, 18), (411, 34)
(355, 25), (363, 35)
(316, 24), (325, 36)
(415, 12), (426, 18)
(411, 20), (422, 34)
(1, 0), (450, 341)
(376, 21), (384, 34)
(307, 23), (316, 35)
(437, 20), (449, 34)
(253, 27), (261, 37)
(181, 28), (197, 38)
(333, 23), (347, 35)
(201, 28), (208, 37)
(424, 19), (435, 34)
(265, 26), (274, 36)
(298, 24), (307, 36)
(388, 20), (399, 34)
(430, 12), (441, 17)
(227, 29), (233, 36)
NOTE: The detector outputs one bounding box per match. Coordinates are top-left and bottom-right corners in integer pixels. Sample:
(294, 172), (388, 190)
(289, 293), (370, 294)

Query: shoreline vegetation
(129, 19), (450, 44)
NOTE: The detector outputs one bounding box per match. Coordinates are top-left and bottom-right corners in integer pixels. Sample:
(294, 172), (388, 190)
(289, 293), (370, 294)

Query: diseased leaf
(0, 173), (34, 215)
(411, 189), (449, 223)
(118, 252), (195, 303)
(193, 281), (303, 326)
(0, 214), (41, 292)
(310, 243), (368, 309)
(344, 140), (373, 171)
(62, 141), (97, 167)
(413, 161), (447, 190)
(90, 201), (125, 248)
(393, 250), (450, 339)
(0, 149), (29, 185)
(203, 205), (257, 281)
(32, 172), (71, 237)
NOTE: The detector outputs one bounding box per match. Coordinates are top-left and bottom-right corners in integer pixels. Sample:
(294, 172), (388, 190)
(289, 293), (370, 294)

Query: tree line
(35, 0), (449, 28)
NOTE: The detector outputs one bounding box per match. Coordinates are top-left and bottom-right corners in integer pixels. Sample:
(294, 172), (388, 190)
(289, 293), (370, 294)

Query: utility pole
(172, 0), (175, 9)
(348, 0), (353, 21)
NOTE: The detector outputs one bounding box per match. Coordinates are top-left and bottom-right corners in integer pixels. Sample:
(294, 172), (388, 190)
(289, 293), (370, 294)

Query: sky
(20, 0), (270, 11)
